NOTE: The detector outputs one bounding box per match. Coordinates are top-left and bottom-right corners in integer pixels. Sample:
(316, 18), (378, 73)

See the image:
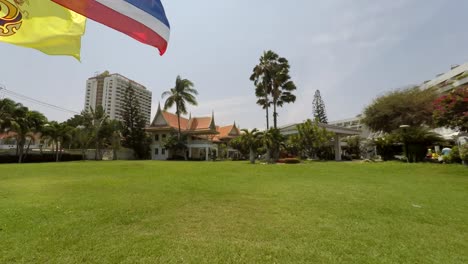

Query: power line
(0, 86), (80, 115)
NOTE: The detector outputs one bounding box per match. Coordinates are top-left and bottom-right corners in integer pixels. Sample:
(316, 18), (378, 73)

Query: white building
(146, 104), (241, 161)
(420, 63), (468, 93)
(330, 63), (468, 138)
(84, 72), (152, 124)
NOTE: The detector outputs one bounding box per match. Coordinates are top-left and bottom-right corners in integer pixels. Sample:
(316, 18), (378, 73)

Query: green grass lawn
(0, 161), (467, 263)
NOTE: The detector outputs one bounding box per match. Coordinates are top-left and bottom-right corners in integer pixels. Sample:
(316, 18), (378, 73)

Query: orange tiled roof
(162, 111), (189, 130)
(213, 125), (240, 141)
(0, 132), (41, 141)
(188, 117), (213, 131)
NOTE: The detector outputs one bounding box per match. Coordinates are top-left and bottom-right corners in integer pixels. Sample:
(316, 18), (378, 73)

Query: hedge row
(0, 153), (83, 164)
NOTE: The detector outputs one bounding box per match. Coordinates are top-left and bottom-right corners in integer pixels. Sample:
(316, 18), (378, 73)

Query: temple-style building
(146, 104), (240, 160)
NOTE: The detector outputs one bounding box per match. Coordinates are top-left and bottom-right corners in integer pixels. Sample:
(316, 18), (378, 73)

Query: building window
(162, 134), (167, 139)
(162, 148), (166, 155)
(155, 148), (159, 155)
(155, 134), (159, 141)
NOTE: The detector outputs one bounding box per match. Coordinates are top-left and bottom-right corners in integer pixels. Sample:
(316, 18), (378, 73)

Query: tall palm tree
(240, 128), (261, 164)
(162, 76), (198, 139)
(251, 57), (273, 129)
(251, 51), (297, 129)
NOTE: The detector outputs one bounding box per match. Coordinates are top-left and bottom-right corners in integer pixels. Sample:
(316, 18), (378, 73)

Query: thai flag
(52, 0), (170, 55)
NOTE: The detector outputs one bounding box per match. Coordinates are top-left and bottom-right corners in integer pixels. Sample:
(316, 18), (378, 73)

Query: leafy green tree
(362, 86), (437, 133)
(294, 119), (334, 159)
(239, 128), (262, 164)
(122, 85), (148, 159)
(42, 121), (73, 162)
(312, 90), (328, 123)
(229, 136), (249, 158)
(433, 87), (468, 132)
(343, 136), (361, 158)
(459, 144), (468, 165)
(251, 50), (297, 129)
(163, 134), (187, 160)
(162, 76), (198, 139)
(218, 143), (228, 160)
(64, 114), (87, 128)
(107, 120), (122, 160)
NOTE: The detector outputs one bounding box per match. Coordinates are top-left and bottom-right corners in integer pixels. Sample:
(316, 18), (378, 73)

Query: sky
(1, 0), (468, 129)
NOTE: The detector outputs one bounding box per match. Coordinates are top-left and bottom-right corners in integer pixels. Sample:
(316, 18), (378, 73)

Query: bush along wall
(0, 153), (83, 164)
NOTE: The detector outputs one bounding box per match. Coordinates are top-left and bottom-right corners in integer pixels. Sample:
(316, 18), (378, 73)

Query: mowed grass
(0, 161), (467, 263)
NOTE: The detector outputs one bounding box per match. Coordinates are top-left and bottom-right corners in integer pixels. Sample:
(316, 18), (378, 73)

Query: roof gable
(151, 104), (168, 127)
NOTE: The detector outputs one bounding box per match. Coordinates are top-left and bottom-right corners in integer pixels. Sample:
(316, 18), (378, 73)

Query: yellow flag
(0, 0), (86, 60)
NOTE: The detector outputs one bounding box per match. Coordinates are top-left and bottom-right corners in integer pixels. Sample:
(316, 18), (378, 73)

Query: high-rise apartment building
(84, 72), (152, 124)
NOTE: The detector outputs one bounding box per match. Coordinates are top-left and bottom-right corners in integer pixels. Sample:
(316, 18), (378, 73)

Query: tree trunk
(176, 106), (181, 140)
(56, 141), (60, 162)
(113, 148), (118, 160)
(95, 137), (99, 160)
(265, 106), (269, 130)
(18, 139), (25, 163)
(273, 102), (278, 129)
(23, 139), (32, 162)
(249, 147), (255, 164)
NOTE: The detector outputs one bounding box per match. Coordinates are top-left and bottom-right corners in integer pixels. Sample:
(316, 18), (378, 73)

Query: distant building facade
(84, 72), (152, 124)
(420, 63), (468, 94)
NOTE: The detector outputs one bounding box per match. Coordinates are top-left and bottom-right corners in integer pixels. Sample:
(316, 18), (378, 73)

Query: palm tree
(83, 106), (109, 160)
(74, 125), (92, 161)
(42, 121), (73, 162)
(261, 128), (285, 163)
(0, 98), (19, 130)
(162, 76), (198, 139)
(251, 58), (273, 129)
(108, 120), (122, 160)
(251, 51), (297, 129)
(5, 107), (47, 163)
(240, 128), (261, 164)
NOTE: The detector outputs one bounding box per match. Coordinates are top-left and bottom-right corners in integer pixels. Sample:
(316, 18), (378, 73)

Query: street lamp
(400, 125), (410, 163)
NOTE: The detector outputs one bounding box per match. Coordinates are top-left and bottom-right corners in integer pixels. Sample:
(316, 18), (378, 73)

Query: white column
(189, 147), (192, 159)
(334, 135), (342, 161)
(205, 147), (209, 161)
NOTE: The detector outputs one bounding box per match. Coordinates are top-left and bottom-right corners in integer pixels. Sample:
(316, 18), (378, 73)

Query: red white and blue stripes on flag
(52, 0), (170, 55)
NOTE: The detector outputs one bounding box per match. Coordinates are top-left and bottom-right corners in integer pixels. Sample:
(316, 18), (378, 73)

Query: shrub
(278, 158), (301, 164)
(460, 144), (468, 164)
(374, 137), (400, 161)
(0, 153), (83, 164)
(447, 146), (462, 164)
